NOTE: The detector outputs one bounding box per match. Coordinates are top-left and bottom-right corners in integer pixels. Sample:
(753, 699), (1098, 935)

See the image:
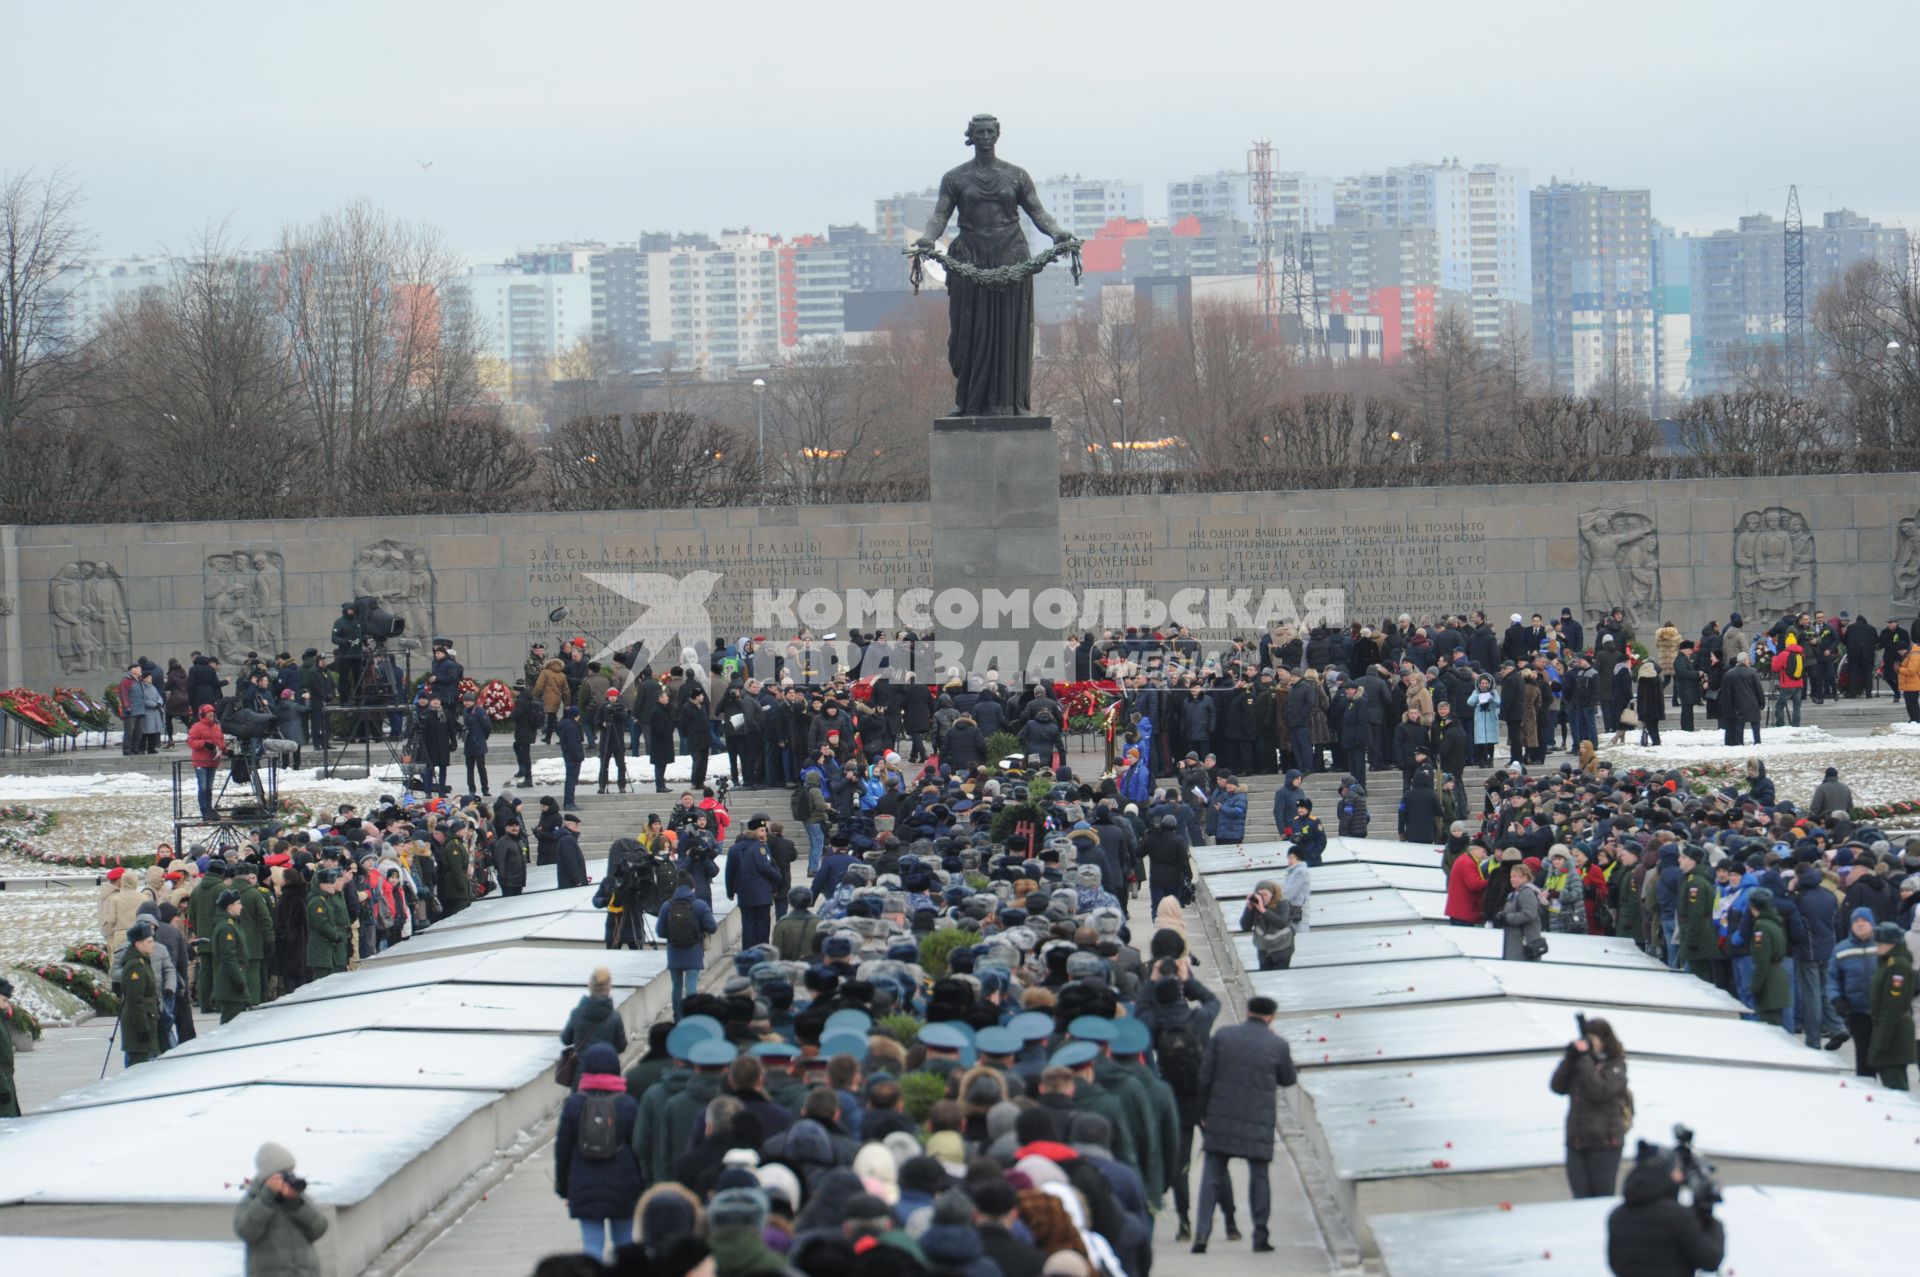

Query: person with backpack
(1133, 959), (1221, 1244)
(657, 873), (717, 1017)
(554, 1040), (642, 1260)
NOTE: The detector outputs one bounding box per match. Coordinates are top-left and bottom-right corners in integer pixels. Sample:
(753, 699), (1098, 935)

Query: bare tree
(1140, 300), (1289, 471)
(0, 168), (92, 471)
(352, 413), (535, 505)
(1399, 307), (1489, 462)
(1036, 300), (1140, 473)
(1814, 258), (1920, 449)
(88, 228), (313, 511)
(273, 198), (480, 483)
(1671, 388), (1835, 455)
(546, 411), (756, 507)
(760, 341), (914, 492)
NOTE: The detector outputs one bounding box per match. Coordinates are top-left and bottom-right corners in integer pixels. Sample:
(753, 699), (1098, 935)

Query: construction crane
(1784, 185), (1807, 393)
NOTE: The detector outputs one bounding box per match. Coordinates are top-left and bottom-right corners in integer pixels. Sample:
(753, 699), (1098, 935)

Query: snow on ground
(1600, 725), (1920, 810)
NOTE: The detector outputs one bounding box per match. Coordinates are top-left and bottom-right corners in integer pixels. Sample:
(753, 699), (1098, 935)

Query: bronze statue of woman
(914, 113), (1077, 418)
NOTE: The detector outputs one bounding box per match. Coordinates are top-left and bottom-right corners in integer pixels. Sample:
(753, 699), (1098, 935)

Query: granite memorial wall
(1, 472), (1915, 688)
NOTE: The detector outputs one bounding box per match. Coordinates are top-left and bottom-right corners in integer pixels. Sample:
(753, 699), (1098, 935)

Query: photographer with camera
(1607, 1130), (1725, 1277)
(234, 1141), (328, 1274)
(1550, 1015), (1630, 1197)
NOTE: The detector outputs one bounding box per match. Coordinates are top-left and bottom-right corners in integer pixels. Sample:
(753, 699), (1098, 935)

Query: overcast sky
(9, 0), (1919, 264)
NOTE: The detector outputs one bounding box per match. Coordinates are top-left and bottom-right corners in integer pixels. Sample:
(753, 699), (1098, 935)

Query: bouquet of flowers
(477, 679), (517, 721)
(0, 688), (77, 738)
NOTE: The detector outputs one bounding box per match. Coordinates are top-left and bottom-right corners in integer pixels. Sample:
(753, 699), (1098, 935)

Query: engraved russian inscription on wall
(526, 531), (840, 642)
(1180, 514), (1489, 621)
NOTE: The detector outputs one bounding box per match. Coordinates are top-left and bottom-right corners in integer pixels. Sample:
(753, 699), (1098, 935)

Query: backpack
(790, 783), (812, 822)
(576, 1092), (621, 1162)
(1154, 1022), (1205, 1099)
(665, 896), (702, 949)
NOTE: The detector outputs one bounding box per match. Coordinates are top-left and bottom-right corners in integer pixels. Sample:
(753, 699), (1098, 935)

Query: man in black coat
(1719, 653), (1765, 746)
(493, 816), (528, 897)
(1398, 769), (1444, 845)
(1192, 996), (1297, 1255)
(1844, 614), (1879, 697)
(1500, 613), (1533, 663)
(555, 813), (590, 889)
(1605, 1141), (1724, 1277)
(187, 654), (227, 713)
(510, 685), (540, 786)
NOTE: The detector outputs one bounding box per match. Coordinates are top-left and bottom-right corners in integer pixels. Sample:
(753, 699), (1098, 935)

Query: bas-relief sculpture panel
(1895, 510), (1920, 610)
(48, 561), (131, 674)
(355, 539), (437, 643)
(1733, 506), (1816, 620)
(203, 548), (286, 662)
(1578, 507), (1661, 635)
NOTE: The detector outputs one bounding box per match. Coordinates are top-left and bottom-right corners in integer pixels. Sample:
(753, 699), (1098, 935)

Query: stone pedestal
(928, 415), (1063, 680)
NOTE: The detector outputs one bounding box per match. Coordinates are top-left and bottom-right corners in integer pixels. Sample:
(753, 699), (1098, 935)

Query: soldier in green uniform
(232, 863), (275, 1005)
(438, 828), (474, 918)
(1609, 842), (1643, 946)
(0, 977), (22, 1116)
(1868, 921), (1916, 1091)
(1110, 1018), (1182, 1216)
(188, 861), (229, 1012)
(1747, 887), (1792, 1025)
(1075, 1018), (1159, 1201)
(118, 921), (164, 1067)
(657, 1041), (734, 1184)
(305, 868), (351, 979)
(1676, 846), (1721, 984)
(1050, 1041), (1135, 1164)
(212, 890), (253, 1024)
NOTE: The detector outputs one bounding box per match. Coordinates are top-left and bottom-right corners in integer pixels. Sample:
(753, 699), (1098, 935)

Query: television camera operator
(1607, 1128), (1726, 1277)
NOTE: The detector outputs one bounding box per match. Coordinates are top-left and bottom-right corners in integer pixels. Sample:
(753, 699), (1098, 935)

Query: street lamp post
(1111, 397), (1125, 471)
(751, 377), (767, 479)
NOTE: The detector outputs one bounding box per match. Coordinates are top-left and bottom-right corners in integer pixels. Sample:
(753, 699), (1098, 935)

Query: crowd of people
(1415, 751), (1920, 1091)
(526, 749), (1308, 1277)
(78, 787), (595, 1068)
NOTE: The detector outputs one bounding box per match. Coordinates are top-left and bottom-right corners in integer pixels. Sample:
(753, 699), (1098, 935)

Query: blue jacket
(811, 851), (856, 900)
(1794, 867), (1838, 961)
(1655, 847), (1684, 914)
(657, 887), (717, 971)
(1827, 908), (1879, 1015)
(430, 655), (463, 706)
(724, 835), (783, 907)
(553, 1043), (642, 1220)
(557, 716), (585, 763)
(1214, 792), (1248, 842)
(1759, 871), (1809, 960)
(1272, 779), (1307, 836)
(462, 705), (491, 756)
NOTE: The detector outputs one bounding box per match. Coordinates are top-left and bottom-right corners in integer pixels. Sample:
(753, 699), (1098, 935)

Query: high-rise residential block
(1530, 180), (1655, 397)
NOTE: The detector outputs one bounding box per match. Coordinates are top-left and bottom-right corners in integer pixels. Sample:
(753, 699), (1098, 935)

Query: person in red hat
(98, 865), (147, 953)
